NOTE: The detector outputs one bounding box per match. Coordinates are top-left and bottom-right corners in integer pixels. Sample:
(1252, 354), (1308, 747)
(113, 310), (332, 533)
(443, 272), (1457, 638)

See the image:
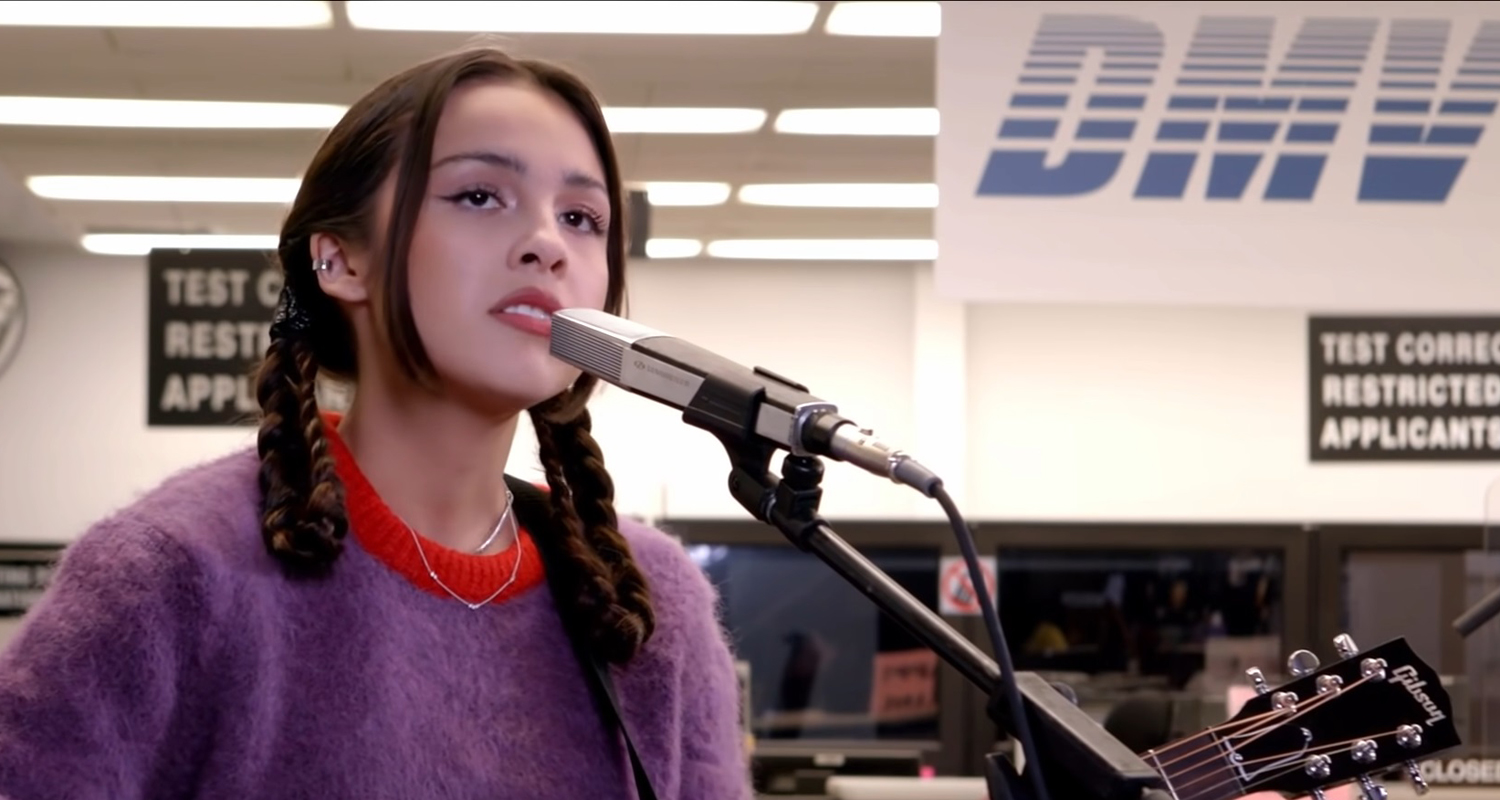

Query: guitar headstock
(1144, 633), (1460, 800)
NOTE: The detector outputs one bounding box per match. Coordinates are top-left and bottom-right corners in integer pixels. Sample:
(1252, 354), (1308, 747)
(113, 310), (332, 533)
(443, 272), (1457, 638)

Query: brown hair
(253, 47), (654, 663)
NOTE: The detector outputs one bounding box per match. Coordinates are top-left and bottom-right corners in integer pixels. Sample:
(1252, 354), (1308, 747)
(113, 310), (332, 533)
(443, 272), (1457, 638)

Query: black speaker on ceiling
(627, 189), (651, 259)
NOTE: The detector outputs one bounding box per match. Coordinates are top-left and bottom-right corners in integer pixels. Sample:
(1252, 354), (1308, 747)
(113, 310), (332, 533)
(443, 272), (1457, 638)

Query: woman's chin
(440, 377), (569, 420)
(424, 355), (563, 404)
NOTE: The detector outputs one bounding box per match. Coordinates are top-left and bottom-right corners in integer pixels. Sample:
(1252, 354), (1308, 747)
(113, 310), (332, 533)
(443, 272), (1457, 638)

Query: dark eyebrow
(432, 149), (608, 195)
(433, 150), (525, 173)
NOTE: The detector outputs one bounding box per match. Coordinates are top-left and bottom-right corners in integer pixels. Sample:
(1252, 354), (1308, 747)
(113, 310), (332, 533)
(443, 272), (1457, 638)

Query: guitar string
(1187, 729), (1400, 780)
(1165, 727), (1409, 800)
(1238, 728), (1409, 798)
(1149, 664), (1387, 758)
(1150, 679), (1364, 763)
(1165, 727), (1404, 799)
(1214, 674), (1374, 754)
(1167, 733), (1391, 800)
(1147, 707), (1289, 764)
(1148, 675), (1372, 771)
(1148, 678), (1367, 784)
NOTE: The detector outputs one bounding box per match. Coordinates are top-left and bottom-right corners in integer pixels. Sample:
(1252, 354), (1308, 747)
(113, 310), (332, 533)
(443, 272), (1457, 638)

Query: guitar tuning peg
(1287, 649), (1321, 677)
(1316, 673), (1344, 694)
(1334, 633), (1360, 659)
(1245, 666), (1271, 695)
(1356, 774), (1388, 800)
(1404, 760), (1429, 795)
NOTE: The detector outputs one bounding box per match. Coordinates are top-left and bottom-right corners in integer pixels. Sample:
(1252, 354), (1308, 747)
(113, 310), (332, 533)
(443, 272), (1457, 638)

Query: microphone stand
(682, 378), (1169, 800)
(1453, 584), (1500, 639)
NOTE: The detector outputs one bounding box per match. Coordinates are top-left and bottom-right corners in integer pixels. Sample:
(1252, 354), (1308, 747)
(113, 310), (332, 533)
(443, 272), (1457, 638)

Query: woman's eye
(562, 210), (603, 233)
(446, 189), (502, 209)
(460, 191), (498, 208)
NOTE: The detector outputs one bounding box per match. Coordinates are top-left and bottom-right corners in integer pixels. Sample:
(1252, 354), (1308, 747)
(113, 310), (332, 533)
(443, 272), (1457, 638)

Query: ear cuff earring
(313, 258), (332, 272)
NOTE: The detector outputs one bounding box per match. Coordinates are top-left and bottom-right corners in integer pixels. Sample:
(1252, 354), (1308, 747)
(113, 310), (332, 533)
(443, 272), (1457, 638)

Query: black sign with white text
(147, 249), (281, 426)
(1310, 316), (1500, 461)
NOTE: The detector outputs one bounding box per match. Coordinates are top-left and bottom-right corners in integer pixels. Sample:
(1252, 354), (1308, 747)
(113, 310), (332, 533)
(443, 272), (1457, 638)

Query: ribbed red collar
(321, 412), (546, 606)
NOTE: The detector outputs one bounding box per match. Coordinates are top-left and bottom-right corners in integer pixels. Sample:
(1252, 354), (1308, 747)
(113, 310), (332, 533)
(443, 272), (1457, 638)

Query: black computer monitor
(686, 540), (942, 742)
(660, 519), (968, 777)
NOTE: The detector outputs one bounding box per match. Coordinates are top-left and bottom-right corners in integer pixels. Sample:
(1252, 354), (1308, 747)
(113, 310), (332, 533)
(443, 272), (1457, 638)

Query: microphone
(549, 307), (941, 496)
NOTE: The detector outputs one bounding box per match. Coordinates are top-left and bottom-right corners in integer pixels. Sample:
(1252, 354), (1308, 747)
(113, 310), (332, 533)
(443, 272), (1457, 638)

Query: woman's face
(384, 79), (613, 413)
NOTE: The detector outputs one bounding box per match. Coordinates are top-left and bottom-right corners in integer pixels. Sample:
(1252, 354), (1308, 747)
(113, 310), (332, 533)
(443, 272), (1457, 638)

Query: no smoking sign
(938, 555), (997, 616)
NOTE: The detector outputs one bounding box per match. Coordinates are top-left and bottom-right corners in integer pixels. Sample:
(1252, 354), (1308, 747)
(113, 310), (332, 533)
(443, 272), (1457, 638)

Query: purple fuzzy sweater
(0, 443), (752, 800)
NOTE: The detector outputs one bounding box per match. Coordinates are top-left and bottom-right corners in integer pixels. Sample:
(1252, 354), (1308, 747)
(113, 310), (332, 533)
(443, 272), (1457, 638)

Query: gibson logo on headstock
(1389, 664), (1447, 726)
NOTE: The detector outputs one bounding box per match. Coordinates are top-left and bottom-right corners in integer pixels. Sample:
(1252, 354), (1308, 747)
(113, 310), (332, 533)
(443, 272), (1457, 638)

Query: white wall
(0, 245), (258, 544)
(967, 304), (1500, 523)
(4, 241), (1499, 546)
(521, 258), (925, 522)
(0, 244), (926, 543)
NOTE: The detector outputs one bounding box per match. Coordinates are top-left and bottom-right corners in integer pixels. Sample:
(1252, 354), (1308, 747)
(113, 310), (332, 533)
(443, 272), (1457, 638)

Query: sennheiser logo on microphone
(634, 358), (691, 388)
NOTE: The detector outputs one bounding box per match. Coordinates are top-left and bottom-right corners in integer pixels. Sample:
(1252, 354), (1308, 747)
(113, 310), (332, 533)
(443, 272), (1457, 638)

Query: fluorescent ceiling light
(0, 0), (333, 28)
(644, 239), (704, 259)
(29, 176), (301, 204)
(81, 233), (279, 256)
(0, 97), (346, 129)
(774, 108), (939, 136)
(706, 239), (937, 261)
(39, 176), (732, 208)
(738, 183), (938, 208)
(346, 1), (817, 34)
(0, 97), (759, 134)
(825, 2), (940, 37)
(605, 107), (766, 134)
(640, 182), (731, 207)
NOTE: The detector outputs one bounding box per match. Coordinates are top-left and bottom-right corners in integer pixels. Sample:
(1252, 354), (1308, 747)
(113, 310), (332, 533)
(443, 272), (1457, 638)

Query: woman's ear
(311, 232), (369, 304)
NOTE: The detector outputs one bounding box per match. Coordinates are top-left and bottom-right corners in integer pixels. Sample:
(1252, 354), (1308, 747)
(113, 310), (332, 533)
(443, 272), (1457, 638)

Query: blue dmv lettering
(976, 14), (1500, 202)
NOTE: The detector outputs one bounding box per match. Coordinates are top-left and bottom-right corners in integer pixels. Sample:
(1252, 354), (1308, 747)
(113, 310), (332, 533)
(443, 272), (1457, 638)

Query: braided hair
(253, 46), (654, 661)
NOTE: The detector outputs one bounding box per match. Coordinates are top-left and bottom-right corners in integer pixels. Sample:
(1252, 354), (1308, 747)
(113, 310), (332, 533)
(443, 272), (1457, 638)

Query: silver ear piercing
(313, 258), (332, 272)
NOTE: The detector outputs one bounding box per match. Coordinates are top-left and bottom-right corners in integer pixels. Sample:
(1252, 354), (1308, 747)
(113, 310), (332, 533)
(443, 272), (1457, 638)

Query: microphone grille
(550, 310), (626, 381)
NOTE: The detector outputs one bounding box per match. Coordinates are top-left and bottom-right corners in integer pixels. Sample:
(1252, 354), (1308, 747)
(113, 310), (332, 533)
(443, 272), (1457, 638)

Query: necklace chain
(471, 490), (513, 555)
(403, 490), (521, 611)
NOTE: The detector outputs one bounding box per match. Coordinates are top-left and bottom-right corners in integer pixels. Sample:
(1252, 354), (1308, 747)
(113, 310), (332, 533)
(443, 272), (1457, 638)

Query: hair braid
(255, 329), (347, 574)
(530, 406), (655, 663)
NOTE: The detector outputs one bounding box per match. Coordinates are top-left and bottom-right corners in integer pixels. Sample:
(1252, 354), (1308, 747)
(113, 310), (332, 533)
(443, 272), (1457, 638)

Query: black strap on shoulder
(505, 476), (658, 800)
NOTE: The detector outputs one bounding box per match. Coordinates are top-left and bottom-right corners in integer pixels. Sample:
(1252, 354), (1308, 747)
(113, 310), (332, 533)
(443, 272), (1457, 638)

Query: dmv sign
(935, 1), (1500, 309)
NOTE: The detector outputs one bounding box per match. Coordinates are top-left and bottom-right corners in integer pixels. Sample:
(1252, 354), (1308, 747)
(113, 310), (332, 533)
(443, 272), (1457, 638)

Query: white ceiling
(0, 1), (939, 254)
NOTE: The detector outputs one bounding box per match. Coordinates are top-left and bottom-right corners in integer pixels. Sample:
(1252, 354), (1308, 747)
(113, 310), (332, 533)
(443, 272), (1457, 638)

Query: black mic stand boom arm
(683, 374), (1168, 800)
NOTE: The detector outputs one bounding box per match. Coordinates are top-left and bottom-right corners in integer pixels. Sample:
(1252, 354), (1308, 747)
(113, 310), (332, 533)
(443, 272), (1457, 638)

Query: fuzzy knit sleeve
(670, 550), (754, 799)
(0, 518), (209, 800)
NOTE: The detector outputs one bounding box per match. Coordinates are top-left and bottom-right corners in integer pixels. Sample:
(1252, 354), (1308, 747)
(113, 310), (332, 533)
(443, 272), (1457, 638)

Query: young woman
(0, 47), (751, 799)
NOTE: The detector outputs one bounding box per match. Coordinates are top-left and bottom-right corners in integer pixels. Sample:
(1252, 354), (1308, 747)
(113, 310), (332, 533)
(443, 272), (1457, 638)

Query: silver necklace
(471, 489), (515, 555)
(403, 491), (522, 610)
